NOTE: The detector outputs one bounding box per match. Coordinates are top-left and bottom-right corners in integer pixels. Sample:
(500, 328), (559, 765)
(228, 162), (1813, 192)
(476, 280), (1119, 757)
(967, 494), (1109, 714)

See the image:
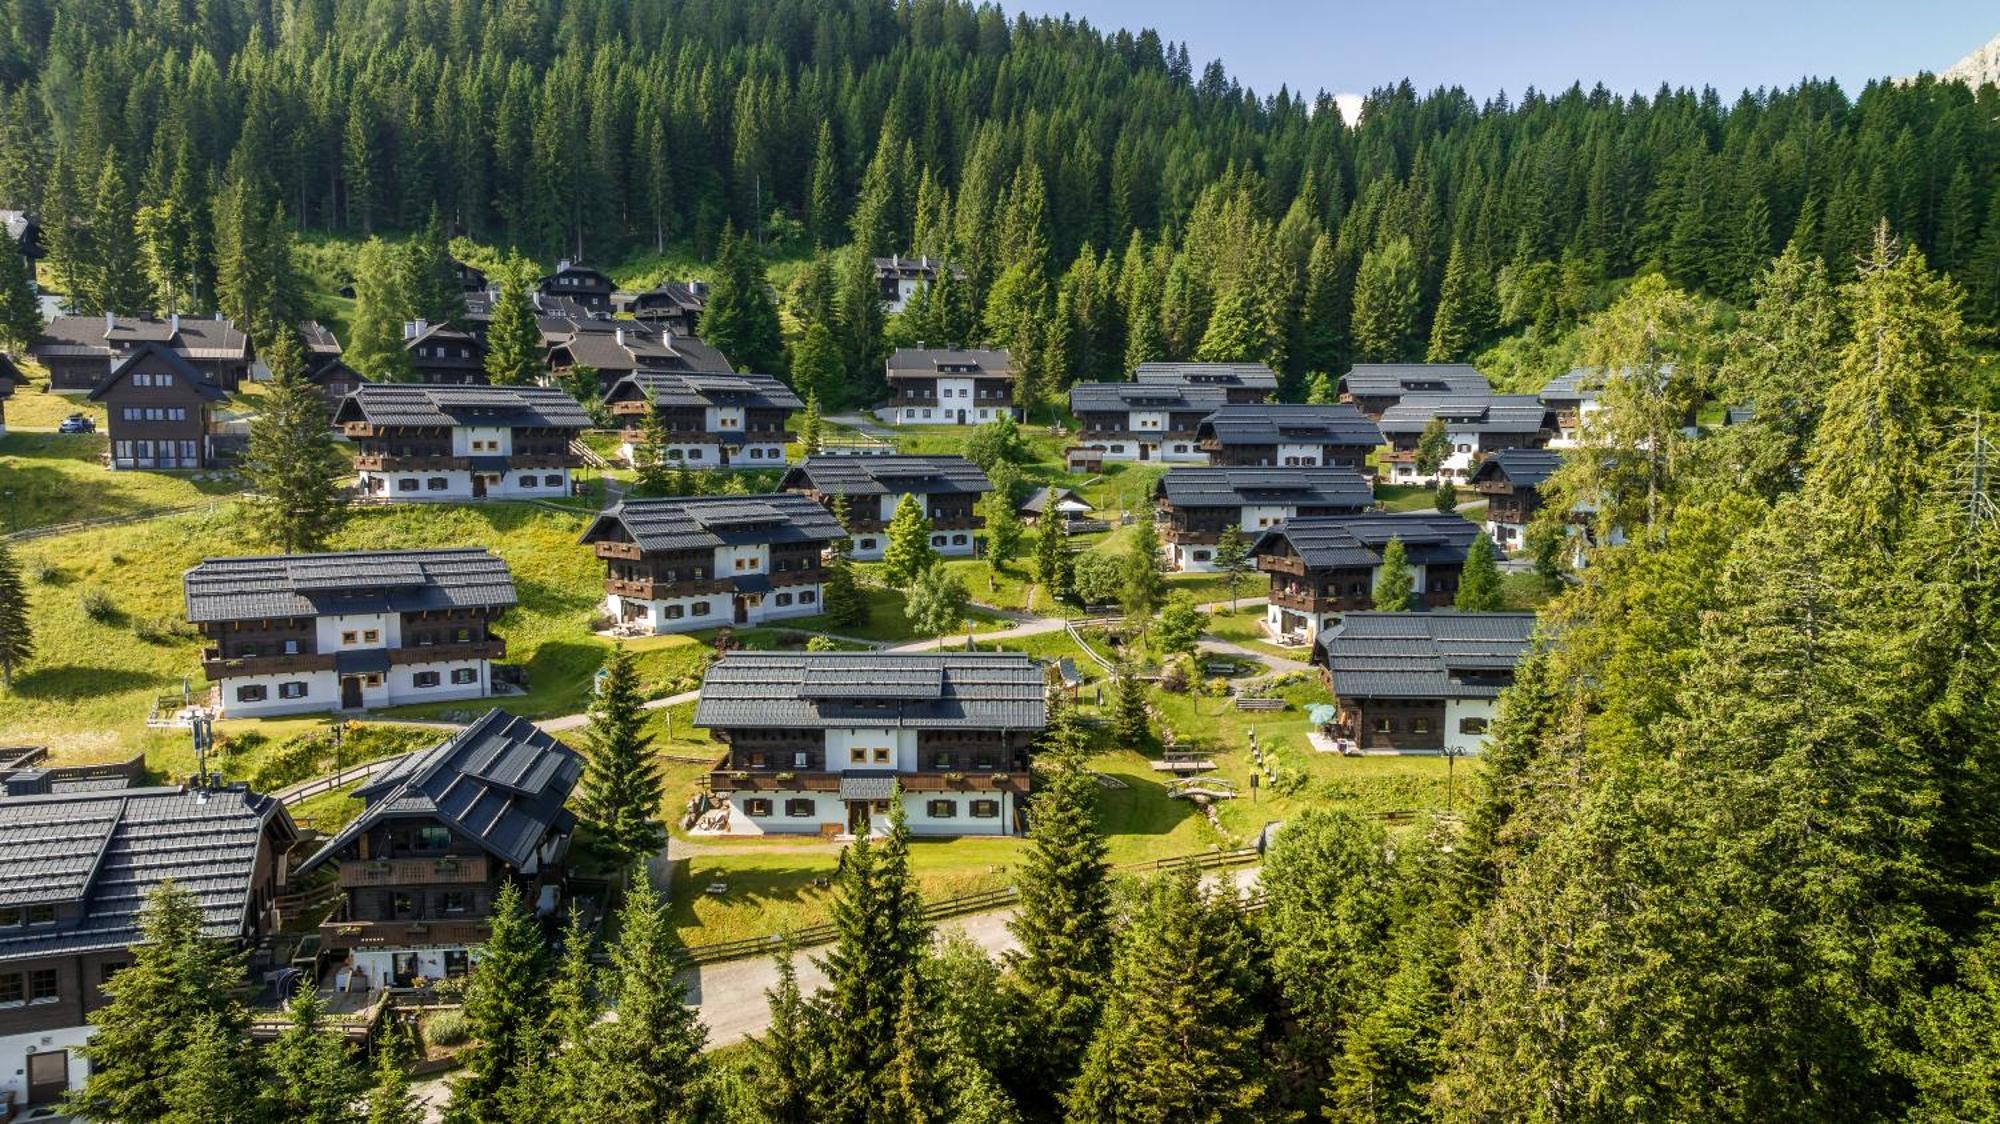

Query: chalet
(0, 783), (296, 1112)
(579, 494), (844, 634)
(1250, 512), (1480, 644)
(1064, 446), (1104, 474)
(185, 547), (516, 717)
(694, 652), (1046, 837)
(31, 313), (254, 392)
(1154, 467), (1373, 571)
(780, 455), (991, 560)
(1019, 486), (1092, 525)
(85, 343), (229, 470)
(294, 710), (580, 992)
(1315, 612), (1536, 754)
(883, 348), (1018, 426)
(306, 355), (370, 411)
(1376, 394), (1557, 485)
(453, 260), (487, 294)
(873, 255), (966, 313)
(603, 369), (800, 469)
(1337, 363), (1489, 419)
(545, 319), (733, 396)
(615, 280), (707, 334)
(1069, 380), (1228, 463)
(538, 260), (615, 313)
(1195, 404), (1384, 469)
(402, 320), (487, 385)
(336, 384), (591, 501)
(1536, 368), (1601, 448)
(0, 354), (18, 435)
(1131, 361), (1278, 404)
(1469, 447), (1562, 550)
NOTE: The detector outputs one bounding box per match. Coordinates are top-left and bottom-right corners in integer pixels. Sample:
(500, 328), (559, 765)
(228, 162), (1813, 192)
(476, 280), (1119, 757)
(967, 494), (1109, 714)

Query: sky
(1026, 1), (1996, 115)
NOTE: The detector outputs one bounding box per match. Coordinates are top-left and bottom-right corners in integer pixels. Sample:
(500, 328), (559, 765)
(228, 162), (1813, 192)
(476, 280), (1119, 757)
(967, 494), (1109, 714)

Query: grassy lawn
(1375, 483), (1444, 512)
(796, 576), (1011, 642)
(1201, 605), (1308, 662)
(0, 433), (246, 532)
(2, 373), (103, 432)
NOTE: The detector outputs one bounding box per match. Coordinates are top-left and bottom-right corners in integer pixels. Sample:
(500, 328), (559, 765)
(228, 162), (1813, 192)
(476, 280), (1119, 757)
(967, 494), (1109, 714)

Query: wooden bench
(1202, 660), (1237, 676)
(1234, 696), (1287, 712)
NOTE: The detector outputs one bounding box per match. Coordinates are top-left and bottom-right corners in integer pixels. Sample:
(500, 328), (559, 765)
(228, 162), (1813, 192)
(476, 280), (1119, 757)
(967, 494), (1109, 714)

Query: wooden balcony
(321, 916), (493, 949)
(338, 855), (491, 887)
(1258, 555), (1309, 576)
(390, 639), (506, 665)
(710, 769), (1028, 795)
(594, 541), (645, 561)
(202, 649), (338, 681)
(605, 577), (730, 600)
(353, 452), (466, 471)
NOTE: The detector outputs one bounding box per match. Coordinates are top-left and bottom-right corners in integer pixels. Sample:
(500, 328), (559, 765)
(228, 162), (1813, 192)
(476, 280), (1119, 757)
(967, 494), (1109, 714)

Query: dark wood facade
(86, 344), (227, 469)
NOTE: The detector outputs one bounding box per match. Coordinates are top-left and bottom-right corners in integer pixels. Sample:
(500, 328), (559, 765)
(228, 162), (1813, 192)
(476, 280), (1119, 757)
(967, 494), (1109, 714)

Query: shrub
(133, 615), (195, 645)
(423, 1009), (470, 1048)
(79, 588), (116, 622)
(24, 557), (56, 584)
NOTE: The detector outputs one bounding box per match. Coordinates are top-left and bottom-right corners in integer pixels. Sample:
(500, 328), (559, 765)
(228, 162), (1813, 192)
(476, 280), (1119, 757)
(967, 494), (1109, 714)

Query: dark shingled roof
(1154, 467), (1373, 510)
(579, 493), (844, 553)
(1339, 363), (1489, 399)
(296, 710), (581, 875)
(1068, 380), (1229, 413)
(1131, 361), (1280, 392)
(872, 255), (965, 281)
(0, 785), (293, 961)
(86, 342), (229, 402)
(1019, 486), (1090, 516)
(694, 652), (1048, 731)
(1537, 367), (1600, 402)
(184, 548), (517, 623)
(332, 383), (592, 429)
(1376, 394), (1555, 437)
(885, 347), (1016, 379)
(1470, 447), (1563, 489)
(1250, 513), (1479, 569)
(779, 455), (991, 498)
(1194, 403), (1384, 448)
(548, 320), (732, 375)
(1318, 612), (1536, 701)
(32, 313), (251, 362)
(603, 369), (802, 411)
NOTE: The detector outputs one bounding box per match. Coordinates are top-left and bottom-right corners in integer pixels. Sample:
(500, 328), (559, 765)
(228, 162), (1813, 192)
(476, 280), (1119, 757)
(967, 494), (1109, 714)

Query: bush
(422, 1009), (470, 1048)
(1071, 551), (1123, 605)
(79, 588), (116, 622)
(133, 615), (196, 645)
(24, 557), (56, 584)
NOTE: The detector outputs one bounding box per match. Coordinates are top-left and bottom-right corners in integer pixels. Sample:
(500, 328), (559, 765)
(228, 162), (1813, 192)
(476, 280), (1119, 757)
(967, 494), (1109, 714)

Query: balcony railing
(391, 639), (506, 665)
(202, 649), (338, 680)
(319, 897), (494, 949)
(338, 855), (490, 887)
(709, 769), (1028, 795)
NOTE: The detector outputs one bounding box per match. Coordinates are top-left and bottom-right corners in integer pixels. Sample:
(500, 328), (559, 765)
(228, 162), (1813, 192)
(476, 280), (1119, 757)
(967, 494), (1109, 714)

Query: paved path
(1199, 634), (1314, 675)
(824, 413), (899, 440)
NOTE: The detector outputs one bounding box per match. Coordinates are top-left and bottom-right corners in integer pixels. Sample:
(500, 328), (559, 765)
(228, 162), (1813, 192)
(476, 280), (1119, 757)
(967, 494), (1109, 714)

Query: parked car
(58, 413), (94, 434)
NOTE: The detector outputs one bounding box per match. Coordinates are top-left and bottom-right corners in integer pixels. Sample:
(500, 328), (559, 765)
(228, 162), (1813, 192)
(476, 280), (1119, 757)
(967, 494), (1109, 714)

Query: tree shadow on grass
(1093, 766), (1199, 837)
(10, 664), (175, 700)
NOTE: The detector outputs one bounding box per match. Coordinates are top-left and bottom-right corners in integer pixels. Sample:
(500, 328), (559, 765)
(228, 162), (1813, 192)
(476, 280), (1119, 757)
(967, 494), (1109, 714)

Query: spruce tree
(837, 247), (887, 390)
(265, 988), (364, 1124)
(703, 225), (785, 375)
(362, 1031), (426, 1124)
(538, 911), (602, 1114)
(797, 392), (823, 456)
(1033, 518), (1072, 608)
(347, 237), (414, 381)
(807, 121), (843, 247)
(245, 356), (349, 555)
(85, 156), (151, 315)
(0, 541), (33, 689)
(633, 407), (672, 496)
(1068, 869), (1268, 1121)
(1415, 416), (1451, 479)
(448, 881), (549, 1122)
(1214, 524), (1250, 611)
(576, 646), (666, 866)
(1351, 236), (1420, 362)
(483, 256), (544, 386)
(1426, 238), (1487, 362)
(160, 1012), (259, 1124)
(1110, 661), (1149, 746)
(402, 207), (461, 325)
(0, 230), (39, 350)
(1455, 532), (1503, 611)
(1119, 518), (1167, 623)
(576, 876), (708, 1123)
(1260, 810), (1396, 1057)
(751, 953), (818, 1123)
(980, 485), (1024, 571)
(881, 492), (937, 588)
(1434, 479), (1459, 513)
(790, 324), (844, 408)
(1374, 537), (1414, 610)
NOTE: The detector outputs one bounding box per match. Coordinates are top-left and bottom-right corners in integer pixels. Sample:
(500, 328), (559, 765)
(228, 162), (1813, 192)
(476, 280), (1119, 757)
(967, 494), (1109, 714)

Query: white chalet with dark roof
(185, 548), (516, 717)
(1153, 467), (1374, 572)
(695, 652), (1047, 837)
(603, 369), (801, 469)
(335, 384), (591, 501)
(1315, 612), (1536, 755)
(882, 348), (1018, 426)
(1376, 394), (1557, 485)
(1068, 380), (1228, 463)
(779, 455), (991, 559)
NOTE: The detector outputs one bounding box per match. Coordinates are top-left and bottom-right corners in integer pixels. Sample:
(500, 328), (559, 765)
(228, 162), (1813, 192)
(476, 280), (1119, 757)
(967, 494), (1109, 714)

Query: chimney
(615, 328), (626, 347)
(557, 258), (572, 274)
(169, 312), (180, 333)
(105, 311), (115, 334)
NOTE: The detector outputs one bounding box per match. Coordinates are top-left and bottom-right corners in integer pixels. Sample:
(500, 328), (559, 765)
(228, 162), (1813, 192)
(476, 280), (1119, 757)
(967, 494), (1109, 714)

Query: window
(1372, 717), (1392, 734)
(0, 908), (18, 927)
(279, 681), (308, 699)
(794, 751), (810, 768)
(690, 601), (711, 616)
(748, 753), (767, 768)
(785, 799), (815, 818)
(932, 753), (952, 769)
(413, 671), (441, 688)
(451, 668), (478, 685)
(25, 904), (54, 926)
(28, 969), (57, 1003)
(363, 629), (380, 643)
(744, 798), (773, 817)
(392, 892), (416, 918)
(926, 800), (957, 819)
(1192, 550), (1212, 562)
(419, 826), (452, 851)
(428, 476), (449, 490)
(775, 593), (793, 606)
(545, 474), (564, 487)
(519, 475), (537, 488)
(799, 591), (816, 604)
(398, 478), (420, 492)
(857, 538), (877, 551)
(236, 684), (268, 703)
(0, 974), (20, 1006)
(342, 631), (358, 645)
(664, 605), (685, 620)
(952, 535), (967, 545)
(362, 672), (384, 688)
(850, 748), (867, 764)
(1459, 717), (1490, 735)
(970, 799), (1000, 818)
(441, 891), (468, 914)
(1411, 717), (1433, 735)
(872, 748), (891, 764)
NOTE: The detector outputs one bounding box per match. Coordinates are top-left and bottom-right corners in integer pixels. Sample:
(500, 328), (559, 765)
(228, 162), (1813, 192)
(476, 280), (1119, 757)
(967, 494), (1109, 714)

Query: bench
(1234, 697), (1287, 712)
(1202, 660), (1238, 675)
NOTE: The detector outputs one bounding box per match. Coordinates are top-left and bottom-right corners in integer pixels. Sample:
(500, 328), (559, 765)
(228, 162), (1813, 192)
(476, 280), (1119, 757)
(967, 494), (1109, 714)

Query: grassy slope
(0, 433), (245, 531)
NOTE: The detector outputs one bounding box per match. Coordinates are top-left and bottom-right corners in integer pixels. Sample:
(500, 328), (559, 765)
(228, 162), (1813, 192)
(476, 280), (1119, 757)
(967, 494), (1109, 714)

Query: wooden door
(340, 676), (363, 709)
(27, 1049), (67, 1104)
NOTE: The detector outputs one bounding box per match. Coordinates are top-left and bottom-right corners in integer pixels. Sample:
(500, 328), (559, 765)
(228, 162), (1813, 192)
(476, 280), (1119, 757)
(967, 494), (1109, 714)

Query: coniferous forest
(5, 1), (2000, 1120)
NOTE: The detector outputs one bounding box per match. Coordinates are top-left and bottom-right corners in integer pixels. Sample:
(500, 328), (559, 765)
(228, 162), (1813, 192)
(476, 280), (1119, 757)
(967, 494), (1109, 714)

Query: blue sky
(1029, 1), (1995, 108)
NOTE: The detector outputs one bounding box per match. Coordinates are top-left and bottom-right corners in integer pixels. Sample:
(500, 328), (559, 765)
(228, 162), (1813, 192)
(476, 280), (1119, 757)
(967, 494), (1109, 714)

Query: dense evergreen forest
(3, 0), (1999, 400)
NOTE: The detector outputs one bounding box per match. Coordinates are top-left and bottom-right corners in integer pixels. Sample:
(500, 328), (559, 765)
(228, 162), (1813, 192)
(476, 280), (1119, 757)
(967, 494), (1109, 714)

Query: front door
(472, 474), (488, 498)
(734, 596), (749, 625)
(27, 1049), (68, 1104)
(847, 801), (870, 836)
(340, 676), (364, 709)
(1139, 442), (1150, 461)
(957, 409), (967, 424)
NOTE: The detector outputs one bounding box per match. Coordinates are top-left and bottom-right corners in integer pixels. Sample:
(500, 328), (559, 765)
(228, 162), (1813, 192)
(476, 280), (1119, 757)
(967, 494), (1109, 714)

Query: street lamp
(1444, 746), (1467, 816)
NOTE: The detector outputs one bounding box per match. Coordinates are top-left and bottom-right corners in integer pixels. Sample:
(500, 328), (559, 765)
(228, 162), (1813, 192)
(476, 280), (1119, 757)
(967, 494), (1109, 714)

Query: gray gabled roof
(0, 785), (293, 962)
(85, 342), (228, 402)
(778, 455), (991, 498)
(579, 493), (844, 553)
(885, 348), (1015, 379)
(32, 314), (250, 361)
(1318, 612), (1536, 701)
(1377, 394), (1555, 437)
(1250, 513), (1479, 569)
(333, 383), (591, 429)
(1069, 380), (1230, 414)
(296, 710), (580, 875)
(1154, 467), (1373, 510)
(1020, 486), (1090, 516)
(1131, 362), (1279, 392)
(1339, 363), (1489, 399)
(184, 548), (517, 623)
(548, 320), (732, 375)
(603, 369), (802, 411)
(694, 652), (1047, 731)
(1470, 447), (1563, 489)
(1195, 404), (1383, 448)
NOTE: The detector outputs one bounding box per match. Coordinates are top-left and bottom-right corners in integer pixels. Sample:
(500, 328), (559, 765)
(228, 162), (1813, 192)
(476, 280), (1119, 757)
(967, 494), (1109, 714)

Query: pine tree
(1725, 236), (1843, 500)
(1435, 479), (1459, 513)
(160, 1012), (259, 1124)
(483, 256), (544, 386)
(703, 225), (785, 375)
(1351, 236), (1420, 362)
(74, 881), (251, 1123)
(245, 357), (349, 555)
(448, 881), (548, 1122)
(837, 246), (886, 390)
(790, 323), (843, 408)
(0, 541), (32, 689)
(797, 392), (823, 456)
(84, 156), (151, 315)
(980, 485), (1024, 570)
(1033, 518), (1072, 608)
(576, 876), (707, 1123)
(807, 121), (843, 247)
(347, 237), (414, 381)
(1415, 416), (1451, 479)
(362, 1032), (426, 1124)
(538, 910), (602, 1114)
(402, 207), (461, 325)
(633, 406), (673, 496)
(751, 953), (818, 1123)
(1260, 810), (1396, 1067)
(266, 988), (364, 1124)
(0, 227), (42, 350)
(1426, 238), (1489, 362)
(576, 646), (665, 867)
(1455, 532), (1502, 611)
(1067, 869), (1268, 1121)
(1111, 661), (1149, 745)
(1374, 537), (1414, 610)
(881, 492), (937, 588)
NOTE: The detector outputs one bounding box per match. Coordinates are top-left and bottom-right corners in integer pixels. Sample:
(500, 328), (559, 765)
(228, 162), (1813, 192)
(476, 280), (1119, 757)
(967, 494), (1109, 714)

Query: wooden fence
(273, 752), (414, 806)
(1, 500), (221, 542)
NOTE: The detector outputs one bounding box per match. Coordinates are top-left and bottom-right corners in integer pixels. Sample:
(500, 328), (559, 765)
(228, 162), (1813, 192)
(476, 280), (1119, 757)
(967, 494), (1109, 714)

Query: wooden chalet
(1068, 379), (1227, 463)
(538, 260), (615, 313)
(614, 280), (707, 334)
(873, 255), (966, 313)
(1468, 447), (1563, 551)
(1195, 404), (1383, 469)
(1337, 363), (1489, 419)
(85, 342), (230, 470)
(603, 369), (800, 469)
(1153, 467), (1373, 571)
(401, 320), (487, 385)
(335, 383), (591, 502)
(545, 319), (733, 397)
(779, 455), (991, 560)
(1250, 512), (1480, 644)
(882, 348), (1018, 426)
(1131, 361), (1278, 404)
(31, 313), (254, 392)
(1376, 394), (1557, 485)
(1315, 612), (1535, 754)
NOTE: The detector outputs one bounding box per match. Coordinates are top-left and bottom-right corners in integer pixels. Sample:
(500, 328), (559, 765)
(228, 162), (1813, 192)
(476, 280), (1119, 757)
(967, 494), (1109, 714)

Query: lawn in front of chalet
(0, 432), (246, 532)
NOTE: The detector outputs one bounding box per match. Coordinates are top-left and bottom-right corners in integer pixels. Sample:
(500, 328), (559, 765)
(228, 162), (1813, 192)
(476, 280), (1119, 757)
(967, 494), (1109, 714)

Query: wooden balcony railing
(337, 855), (490, 887)
(202, 650), (338, 680)
(391, 639), (506, 665)
(709, 769), (1029, 795)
